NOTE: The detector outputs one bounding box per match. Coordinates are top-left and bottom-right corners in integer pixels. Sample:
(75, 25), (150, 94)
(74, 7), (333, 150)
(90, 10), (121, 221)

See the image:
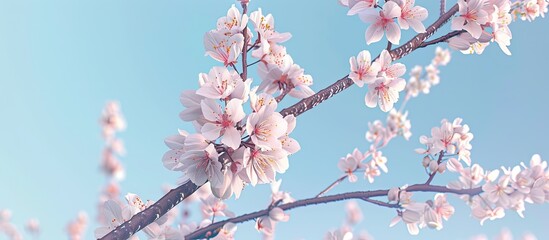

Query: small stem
(440, 0), (446, 16)
(185, 184), (482, 239)
(386, 41), (392, 51)
(425, 151), (445, 185)
(240, 2), (249, 80)
(247, 59), (261, 67)
(418, 30), (465, 49)
(362, 198), (400, 209)
(275, 86), (292, 102)
(316, 175), (348, 197)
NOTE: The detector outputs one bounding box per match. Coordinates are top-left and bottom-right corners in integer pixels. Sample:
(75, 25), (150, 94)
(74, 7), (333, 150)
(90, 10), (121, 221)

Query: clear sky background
(0, 0), (548, 239)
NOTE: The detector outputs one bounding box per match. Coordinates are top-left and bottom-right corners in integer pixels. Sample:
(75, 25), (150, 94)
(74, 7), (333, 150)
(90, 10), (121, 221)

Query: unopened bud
(429, 161), (438, 173)
(422, 156), (431, 167)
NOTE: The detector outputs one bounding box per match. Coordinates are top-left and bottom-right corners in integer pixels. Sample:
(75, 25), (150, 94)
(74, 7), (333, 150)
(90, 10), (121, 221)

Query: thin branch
(240, 2), (249, 80)
(425, 151), (445, 185)
(418, 30), (465, 49)
(362, 198), (400, 209)
(280, 4), (459, 118)
(186, 184), (482, 239)
(99, 180), (199, 240)
(247, 59), (261, 67)
(316, 175), (348, 197)
(440, 0), (446, 16)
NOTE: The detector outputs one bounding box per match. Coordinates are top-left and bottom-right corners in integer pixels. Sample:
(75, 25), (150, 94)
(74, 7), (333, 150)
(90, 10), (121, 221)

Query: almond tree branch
(418, 30), (465, 49)
(280, 4), (459, 118)
(186, 184), (482, 239)
(100, 5), (460, 239)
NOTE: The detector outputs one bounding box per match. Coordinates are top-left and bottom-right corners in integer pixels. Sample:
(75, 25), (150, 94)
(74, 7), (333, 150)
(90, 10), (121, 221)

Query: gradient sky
(1, 0), (548, 239)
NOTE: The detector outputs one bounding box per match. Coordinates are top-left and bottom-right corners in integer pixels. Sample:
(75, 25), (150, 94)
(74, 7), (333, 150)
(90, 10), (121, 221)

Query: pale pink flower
(240, 147), (289, 186)
(365, 120), (387, 144)
(345, 0), (378, 16)
(433, 194), (455, 221)
(345, 201), (363, 225)
(359, 1), (402, 44)
(324, 229), (354, 240)
(216, 5), (249, 35)
(201, 99), (245, 149)
(451, 0), (490, 39)
(196, 66), (242, 100)
(338, 148), (364, 182)
(255, 216), (275, 236)
(162, 131), (188, 171)
(95, 200), (130, 238)
(524, 0), (541, 21)
(179, 90), (207, 123)
(212, 223), (238, 240)
(204, 30), (244, 66)
(211, 147), (246, 199)
(483, 175), (515, 206)
(371, 149), (388, 173)
(201, 196), (235, 219)
(143, 222), (183, 240)
(349, 50), (381, 87)
(386, 109), (412, 140)
(249, 9), (291, 44)
(279, 115), (301, 155)
(394, 0), (428, 33)
(270, 179), (295, 204)
(375, 49), (407, 79)
(246, 102), (288, 151)
(432, 47), (451, 66)
(67, 212), (88, 240)
(365, 76), (406, 112)
(364, 160), (381, 183)
(180, 144), (223, 186)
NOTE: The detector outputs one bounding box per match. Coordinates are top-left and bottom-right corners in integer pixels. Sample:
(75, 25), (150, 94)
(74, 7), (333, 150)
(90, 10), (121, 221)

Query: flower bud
(429, 161), (438, 173)
(422, 156), (431, 167)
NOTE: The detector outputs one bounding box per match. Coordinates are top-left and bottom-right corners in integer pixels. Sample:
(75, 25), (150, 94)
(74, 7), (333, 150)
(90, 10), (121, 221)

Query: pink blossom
(240, 147), (289, 186)
(451, 0), (490, 39)
(338, 148), (364, 182)
(365, 76), (406, 112)
(349, 50), (381, 87)
(246, 101), (287, 151)
(201, 99), (245, 149)
(394, 0), (428, 33)
(359, 1), (402, 44)
(345, 0), (378, 16)
(216, 4), (249, 35)
(204, 30), (244, 66)
(196, 66), (242, 100)
(180, 144), (223, 186)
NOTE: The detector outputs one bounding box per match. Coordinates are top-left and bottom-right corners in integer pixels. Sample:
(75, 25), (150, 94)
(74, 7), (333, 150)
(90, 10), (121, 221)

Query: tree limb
(100, 5), (460, 240)
(186, 184), (482, 239)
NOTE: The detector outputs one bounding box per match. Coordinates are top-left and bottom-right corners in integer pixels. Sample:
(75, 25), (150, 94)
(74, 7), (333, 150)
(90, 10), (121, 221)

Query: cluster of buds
(0, 210), (23, 240)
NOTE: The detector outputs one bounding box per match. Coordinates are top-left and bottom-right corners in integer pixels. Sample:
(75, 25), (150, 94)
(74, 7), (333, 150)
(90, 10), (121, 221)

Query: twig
(418, 30), (465, 49)
(316, 175), (348, 197)
(186, 184), (482, 239)
(240, 2), (249, 80)
(440, 0), (446, 16)
(280, 4), (459, 118)
(425, 151), (445, 185)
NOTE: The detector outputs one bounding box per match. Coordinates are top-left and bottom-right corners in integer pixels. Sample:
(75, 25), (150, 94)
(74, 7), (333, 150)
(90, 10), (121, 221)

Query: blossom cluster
(66, 212), (88, 240)
(405, 47), (450, 99)
(339, 0), (428, 45)
(388, 189), (456, 235)
(449, 0), (547, 55)
(448, 154), (549, 226)
(349, 49), (406, 112)
(163, 3), (308, 200)
(255, 179), (294, 239)
(0, 210), (23, 240)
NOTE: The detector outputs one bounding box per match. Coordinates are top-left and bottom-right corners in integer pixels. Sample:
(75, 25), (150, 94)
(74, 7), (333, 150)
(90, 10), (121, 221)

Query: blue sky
(0, 0), (548, 239)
